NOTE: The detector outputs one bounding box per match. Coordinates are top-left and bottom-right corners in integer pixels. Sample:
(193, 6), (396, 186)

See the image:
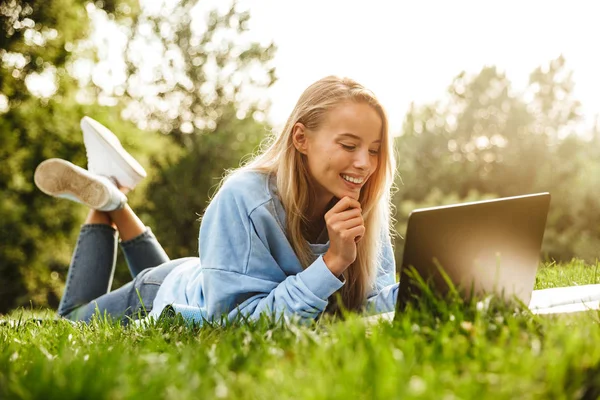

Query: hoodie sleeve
(170, 181), (344, 325)
(201, 256), (343, 322)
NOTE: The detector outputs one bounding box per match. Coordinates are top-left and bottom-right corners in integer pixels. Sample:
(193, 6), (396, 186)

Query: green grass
(2, 260), (600, 399)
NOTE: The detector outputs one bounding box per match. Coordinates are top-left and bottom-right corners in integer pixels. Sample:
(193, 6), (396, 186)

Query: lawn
(1, 260), (600, 399)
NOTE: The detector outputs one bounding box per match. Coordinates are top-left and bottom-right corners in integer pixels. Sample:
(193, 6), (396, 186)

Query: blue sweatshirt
(148, 170), (399, 323)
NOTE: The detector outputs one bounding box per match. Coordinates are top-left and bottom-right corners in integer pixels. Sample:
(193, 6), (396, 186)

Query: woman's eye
(341, 144), (356, 151)
(369, 149), (380, 155)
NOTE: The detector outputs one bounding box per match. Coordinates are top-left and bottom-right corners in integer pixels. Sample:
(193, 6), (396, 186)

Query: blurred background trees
(0, 0), (142, 310)
(0, 0), (275, 312)
(393, 56), (600, 264)
(1, 1), (599, 313)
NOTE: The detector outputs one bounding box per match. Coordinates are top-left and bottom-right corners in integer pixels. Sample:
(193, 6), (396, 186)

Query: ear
(292, 122), (308, 155)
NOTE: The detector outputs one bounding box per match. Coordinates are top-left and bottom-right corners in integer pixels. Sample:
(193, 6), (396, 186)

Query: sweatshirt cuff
(298, 255), (345, 300)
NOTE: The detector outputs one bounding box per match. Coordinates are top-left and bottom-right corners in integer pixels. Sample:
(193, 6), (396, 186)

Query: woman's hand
(322, 196), (365, 276)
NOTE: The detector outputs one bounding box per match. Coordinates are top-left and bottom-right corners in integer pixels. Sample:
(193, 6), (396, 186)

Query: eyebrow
(337, 133), (381, 144)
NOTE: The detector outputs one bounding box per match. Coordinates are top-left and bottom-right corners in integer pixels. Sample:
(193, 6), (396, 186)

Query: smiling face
(292, 101), (383, 212)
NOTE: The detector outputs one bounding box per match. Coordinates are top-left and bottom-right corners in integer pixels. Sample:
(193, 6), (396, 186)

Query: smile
(341, 174), (364, 185)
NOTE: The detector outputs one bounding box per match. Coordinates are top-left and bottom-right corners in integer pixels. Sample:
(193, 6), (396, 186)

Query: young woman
(34, 76), (399, 325)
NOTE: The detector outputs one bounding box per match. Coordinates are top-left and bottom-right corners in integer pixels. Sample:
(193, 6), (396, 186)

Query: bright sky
(70, 0), (599, 136)
(231, 0), (600, 135)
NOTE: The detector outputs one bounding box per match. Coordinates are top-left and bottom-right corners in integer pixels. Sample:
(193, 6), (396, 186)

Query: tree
(104, 1), (277, 287)
(92, 0), (276, 144)
(136, 105), (270, 261)
(392, 56), (595, 265)
(0, 0), (139, 312)
(0, 0), (276, 312)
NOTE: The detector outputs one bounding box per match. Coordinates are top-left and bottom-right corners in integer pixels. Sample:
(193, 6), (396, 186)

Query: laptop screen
(397, 192), (551, 310)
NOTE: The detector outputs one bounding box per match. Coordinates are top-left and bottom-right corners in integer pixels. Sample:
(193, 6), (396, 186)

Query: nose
(353, 149), (370, 170)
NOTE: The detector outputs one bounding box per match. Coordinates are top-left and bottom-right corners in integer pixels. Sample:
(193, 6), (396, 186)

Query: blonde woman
(34, 76), (399, 325)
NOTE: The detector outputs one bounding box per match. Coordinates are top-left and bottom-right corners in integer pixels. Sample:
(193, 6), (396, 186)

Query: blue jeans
(57, 224), (191, 325)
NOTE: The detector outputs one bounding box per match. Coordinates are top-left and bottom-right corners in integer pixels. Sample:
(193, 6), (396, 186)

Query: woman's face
(294, 101), (383, 208)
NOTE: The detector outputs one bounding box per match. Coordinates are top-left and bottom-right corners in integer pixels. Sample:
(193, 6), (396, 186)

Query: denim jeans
(57, 224), (192, 325)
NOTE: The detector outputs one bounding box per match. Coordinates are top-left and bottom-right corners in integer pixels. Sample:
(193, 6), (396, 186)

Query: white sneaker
(80, 116), (147, 190)
(34, 159), (127, 211)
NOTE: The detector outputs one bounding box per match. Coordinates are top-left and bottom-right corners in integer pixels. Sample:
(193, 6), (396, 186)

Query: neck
(303, 195), (335, 242)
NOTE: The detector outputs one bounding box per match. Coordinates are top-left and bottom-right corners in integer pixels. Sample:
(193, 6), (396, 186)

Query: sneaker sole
(81, 116), (147, 189)
(34, 159), (110, 209)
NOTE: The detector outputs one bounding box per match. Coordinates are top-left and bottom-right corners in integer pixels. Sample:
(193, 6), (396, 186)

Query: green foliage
(2, 1), (598, 327)
(115, 0), (277, 143)
(1, 0), (276, 311)
(393, 56), (600, 265)
(0, 94), (169, 311)
(135, 106), (269, 260)
(0, 0), (138, 312)
(1, 262), (600, 399)
(103, 0), (277, 285)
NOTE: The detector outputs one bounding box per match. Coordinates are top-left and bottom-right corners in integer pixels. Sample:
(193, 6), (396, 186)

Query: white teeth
(341, 174), (364, 184)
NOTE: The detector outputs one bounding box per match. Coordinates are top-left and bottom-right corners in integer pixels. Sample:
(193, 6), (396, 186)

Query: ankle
(84, 210), (112, 225)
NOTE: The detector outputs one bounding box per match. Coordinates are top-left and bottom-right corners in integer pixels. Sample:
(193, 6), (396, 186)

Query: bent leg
(120, 227), (170, 278)
(107, 205), (170, 277)
(108, 204), (146, 242)
(63, 258), (189, 325)
(57, 224), (118, 317)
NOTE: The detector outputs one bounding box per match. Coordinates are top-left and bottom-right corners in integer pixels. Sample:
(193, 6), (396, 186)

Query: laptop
(396, 192), (551, 311)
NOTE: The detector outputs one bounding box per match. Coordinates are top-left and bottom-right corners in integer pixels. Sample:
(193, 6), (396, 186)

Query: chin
(335, 189), (361, 201)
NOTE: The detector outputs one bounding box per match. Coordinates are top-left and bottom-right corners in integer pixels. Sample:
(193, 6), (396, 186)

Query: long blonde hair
(235, 76), (396, 311)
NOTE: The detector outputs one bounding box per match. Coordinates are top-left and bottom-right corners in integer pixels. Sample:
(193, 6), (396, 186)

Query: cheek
(329, 151), (348, 170)
(325, 157), (335, 172)
(367, 158), (379, 179)
(307, 154), (333, 179)
(308, 146), (340, 178)
(315, 154), (334, 173)
(372, 154), (381, 170)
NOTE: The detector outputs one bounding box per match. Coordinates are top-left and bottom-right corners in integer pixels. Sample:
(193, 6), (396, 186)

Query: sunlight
(12, 0), (600, 138)
(0, 94), (7, 113)
(24, 68), (57, 98)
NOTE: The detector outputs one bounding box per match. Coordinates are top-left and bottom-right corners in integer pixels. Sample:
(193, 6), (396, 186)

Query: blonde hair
(235, 76), (396, 311)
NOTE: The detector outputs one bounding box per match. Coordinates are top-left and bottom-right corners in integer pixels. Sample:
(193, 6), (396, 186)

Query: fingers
(325, 207), (362, 224)
(327, 216), (364, 239)
(321, 197), (364, 273)
(337, 216), (364, 231)
(325, 197), (362, 223)
(328, 196), (361, 214)
(325, 209), (363, 234)
(324, 196), (364, 251)
(346, 225), (365, 242)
